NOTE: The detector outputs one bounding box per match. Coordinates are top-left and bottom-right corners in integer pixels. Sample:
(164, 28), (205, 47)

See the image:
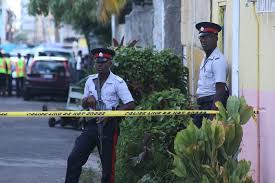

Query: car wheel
(48, 118), (56, 127)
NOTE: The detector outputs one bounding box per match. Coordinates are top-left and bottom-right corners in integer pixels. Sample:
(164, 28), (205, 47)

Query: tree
(28, 0), (112, 48)
(60, 0), (111, 48)
(28, 0), (65, 42)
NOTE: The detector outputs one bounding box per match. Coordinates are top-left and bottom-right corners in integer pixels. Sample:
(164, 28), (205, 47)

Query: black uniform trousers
(6, 74), (12, 96)
(15, 77), (24, 97)
(65, 119), (118, 183)
(193, 93), (229, 128)
(193, 95), (214, 128)
(0, 73), (6, 95)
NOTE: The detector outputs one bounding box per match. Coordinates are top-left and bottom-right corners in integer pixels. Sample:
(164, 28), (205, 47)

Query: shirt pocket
(205, 71), (213, 78)
(104, 89), (117, 102)
(203, 71), (214, 87)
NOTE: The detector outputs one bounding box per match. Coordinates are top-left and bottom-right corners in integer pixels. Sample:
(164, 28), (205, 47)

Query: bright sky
(7, 0), (21, 19)
(7, 0), (22, 28)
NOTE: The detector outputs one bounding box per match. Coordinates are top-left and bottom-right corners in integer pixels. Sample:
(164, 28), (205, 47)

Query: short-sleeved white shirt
(83, 72), (134, 110)
(196, 48), (228, 98)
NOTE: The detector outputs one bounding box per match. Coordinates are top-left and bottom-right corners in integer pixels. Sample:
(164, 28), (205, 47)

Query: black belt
(197, 95), (214, 105)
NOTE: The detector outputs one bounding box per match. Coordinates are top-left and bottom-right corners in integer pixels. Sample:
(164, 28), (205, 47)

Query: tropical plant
(110, 46), (190, 183)
(116, 89), (192, 183)
(172, 96), (254, 183)
(112, 36), (138, 48)
(112, 47), (189, 102)
(97, 0), (128, 23)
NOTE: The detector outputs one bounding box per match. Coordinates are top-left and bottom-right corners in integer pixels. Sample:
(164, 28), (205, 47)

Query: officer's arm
(212, 82), (226, 110)
(82, 78), (96, 109)
(116, 101), (135, 111)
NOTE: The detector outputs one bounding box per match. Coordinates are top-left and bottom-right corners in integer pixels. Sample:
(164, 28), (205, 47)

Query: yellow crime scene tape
(0, 110), (219, 117)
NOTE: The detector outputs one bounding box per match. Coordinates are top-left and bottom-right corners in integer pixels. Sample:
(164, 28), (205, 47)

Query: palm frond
(97, 0), (128, 23)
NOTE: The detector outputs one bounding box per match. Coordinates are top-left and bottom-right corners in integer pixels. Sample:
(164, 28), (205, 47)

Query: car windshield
(44, 51), (72, 60)
(31, 61), (66, 76)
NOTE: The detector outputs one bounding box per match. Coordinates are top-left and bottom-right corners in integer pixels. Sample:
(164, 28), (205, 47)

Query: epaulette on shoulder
(88, 74), (97, 79)
(115, 75), (123, 83)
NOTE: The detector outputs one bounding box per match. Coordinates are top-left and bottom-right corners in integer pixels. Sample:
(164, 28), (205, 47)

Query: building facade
(0, 0), (8, 44)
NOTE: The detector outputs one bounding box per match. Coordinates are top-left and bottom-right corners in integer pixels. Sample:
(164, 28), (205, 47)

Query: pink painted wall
(239, 89), (275, 182)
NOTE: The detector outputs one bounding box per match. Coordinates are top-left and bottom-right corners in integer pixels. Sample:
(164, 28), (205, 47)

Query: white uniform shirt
(196, 48), (228, 98)
(83, 72), (134, 110)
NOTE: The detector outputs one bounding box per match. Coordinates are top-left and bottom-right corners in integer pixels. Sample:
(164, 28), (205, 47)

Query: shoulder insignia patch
(115, 76), (123, 83)
(88, 74), (97, 79)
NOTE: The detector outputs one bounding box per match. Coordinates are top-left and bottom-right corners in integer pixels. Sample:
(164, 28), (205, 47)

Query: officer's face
(199, 34), (218, 52)
(95, 61), (112, 75)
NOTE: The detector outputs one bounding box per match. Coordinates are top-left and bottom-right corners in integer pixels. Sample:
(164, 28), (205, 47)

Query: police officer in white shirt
(65, 48), (135, 183)
(194, 22), (229, 127)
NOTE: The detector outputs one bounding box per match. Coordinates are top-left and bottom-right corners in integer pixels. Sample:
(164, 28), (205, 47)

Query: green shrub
(172, 96), (254, 183)
(112, 47), (189, 103)
(116, 89), (192, 183)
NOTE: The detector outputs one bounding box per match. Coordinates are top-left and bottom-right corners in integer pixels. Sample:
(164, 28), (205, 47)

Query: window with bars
(257, 0), (275, 12)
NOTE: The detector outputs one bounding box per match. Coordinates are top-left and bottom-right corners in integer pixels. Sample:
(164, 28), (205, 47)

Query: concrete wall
(163, 0), (182, 55)
(237, 4), (275, 183)
(112, 0), (182, 54)
(153, 0), (164, 51)
(125, 5), (154, 47)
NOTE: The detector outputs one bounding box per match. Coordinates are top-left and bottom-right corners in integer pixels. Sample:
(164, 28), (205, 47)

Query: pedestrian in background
(14, 53), (26, 97)
(0, 52), (7, 96)
(76, 50), (83, 82)
(65, 48), (135, 183)
(193, 22), (229, 127)
(4, 53), (12, 96)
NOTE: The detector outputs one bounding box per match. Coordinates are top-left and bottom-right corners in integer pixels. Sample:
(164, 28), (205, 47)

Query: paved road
(0, 96), (100, 183)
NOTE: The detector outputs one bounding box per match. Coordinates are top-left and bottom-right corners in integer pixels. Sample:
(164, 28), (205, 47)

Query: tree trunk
(54, 21), (60, 42)
(84, 33), (91, 52)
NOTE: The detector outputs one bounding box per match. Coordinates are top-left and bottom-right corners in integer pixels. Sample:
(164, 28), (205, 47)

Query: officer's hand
(83, 95), (96, 109)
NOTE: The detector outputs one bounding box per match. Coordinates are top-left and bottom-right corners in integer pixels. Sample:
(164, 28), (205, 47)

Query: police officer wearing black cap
(65, 48), (135, 183)
(194, 22), (229, 127)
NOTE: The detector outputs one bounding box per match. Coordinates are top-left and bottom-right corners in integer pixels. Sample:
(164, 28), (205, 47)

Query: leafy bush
(112, 47), (189, 102)
(116, 89), (192, 183)
(112, 47), (190, 183)
(172, 96), (254, 183)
